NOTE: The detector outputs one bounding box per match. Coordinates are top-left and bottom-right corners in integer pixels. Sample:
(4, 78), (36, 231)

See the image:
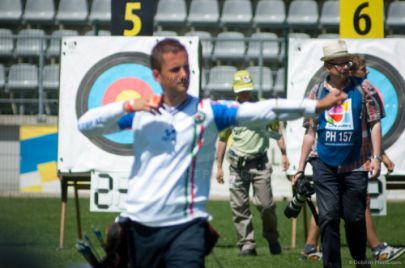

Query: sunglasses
(328, 60), (353, 69)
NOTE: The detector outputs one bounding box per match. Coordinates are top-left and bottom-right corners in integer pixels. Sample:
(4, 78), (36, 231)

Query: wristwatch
(371, 155), (382, 161)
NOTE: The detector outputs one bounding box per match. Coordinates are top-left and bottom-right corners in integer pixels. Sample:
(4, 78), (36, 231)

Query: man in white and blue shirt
(78, 38), (346, 268)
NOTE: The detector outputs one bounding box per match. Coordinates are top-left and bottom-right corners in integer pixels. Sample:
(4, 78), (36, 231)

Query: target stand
(58, 172), (91, 249)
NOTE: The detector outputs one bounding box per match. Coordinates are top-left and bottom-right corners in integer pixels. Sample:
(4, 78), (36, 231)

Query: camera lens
(284, 193), (307, 218)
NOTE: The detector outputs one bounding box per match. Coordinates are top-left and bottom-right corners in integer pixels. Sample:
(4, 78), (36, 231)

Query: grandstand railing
(0, 35), (289, 118)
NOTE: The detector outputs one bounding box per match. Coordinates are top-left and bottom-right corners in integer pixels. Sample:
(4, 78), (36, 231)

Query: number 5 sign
(340, 0), (384, 38)
(111, 0), (154, 36)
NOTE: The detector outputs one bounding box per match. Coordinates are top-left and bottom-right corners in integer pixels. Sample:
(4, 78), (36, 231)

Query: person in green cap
(216, 70), (289, 256)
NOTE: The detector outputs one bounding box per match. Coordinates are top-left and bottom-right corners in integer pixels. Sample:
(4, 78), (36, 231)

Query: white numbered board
(368, 176), (387, 216)
(90, 171), (129, 212)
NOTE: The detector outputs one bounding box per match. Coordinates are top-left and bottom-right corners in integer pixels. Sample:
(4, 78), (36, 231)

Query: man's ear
(152, 69), (160, 82)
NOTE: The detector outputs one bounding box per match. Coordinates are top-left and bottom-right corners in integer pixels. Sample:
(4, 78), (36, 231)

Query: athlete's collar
(162, 94), (193, 114)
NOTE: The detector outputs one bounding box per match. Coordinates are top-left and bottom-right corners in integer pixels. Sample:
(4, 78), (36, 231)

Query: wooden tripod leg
(59, 176), (68, 249)
(74, 181), (83, 240)
(291, 218), (297, 249)
(59, 200), (66, 249)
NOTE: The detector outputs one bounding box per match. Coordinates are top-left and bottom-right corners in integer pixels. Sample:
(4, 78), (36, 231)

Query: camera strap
(306, 198), (319, 226)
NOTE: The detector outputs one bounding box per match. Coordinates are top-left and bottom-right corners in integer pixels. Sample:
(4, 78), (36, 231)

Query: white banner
(58, 36), (201, 173)
(286, 38), (405, 176)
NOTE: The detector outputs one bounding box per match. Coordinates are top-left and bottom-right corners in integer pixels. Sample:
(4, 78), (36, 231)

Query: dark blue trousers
(310, 159), (368, 268)
(127, 218), (207, 268)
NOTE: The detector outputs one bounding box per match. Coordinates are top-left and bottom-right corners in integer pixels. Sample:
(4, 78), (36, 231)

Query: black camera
(284, 173), (315, 218)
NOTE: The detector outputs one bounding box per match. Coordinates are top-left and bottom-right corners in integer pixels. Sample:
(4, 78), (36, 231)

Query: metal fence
(0, 34), (289, 117)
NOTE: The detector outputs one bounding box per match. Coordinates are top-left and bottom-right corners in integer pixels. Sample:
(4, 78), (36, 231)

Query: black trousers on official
(310, 158), (368, 268)
(126, 218), (206, 268)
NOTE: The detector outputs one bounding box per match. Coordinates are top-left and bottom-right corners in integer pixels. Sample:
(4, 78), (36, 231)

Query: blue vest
(316, 82), (363, 167)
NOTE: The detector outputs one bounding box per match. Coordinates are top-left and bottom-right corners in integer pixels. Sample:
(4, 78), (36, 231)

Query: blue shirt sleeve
(117, 113), (134, 130)
(211, 102), (238, 131)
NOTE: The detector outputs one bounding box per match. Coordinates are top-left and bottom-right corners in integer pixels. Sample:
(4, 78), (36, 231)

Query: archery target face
(304, 54), (405, 150)
(76, 52), (162, 155)
(58, 36), (200, 173)
(284, 38), (405, 176)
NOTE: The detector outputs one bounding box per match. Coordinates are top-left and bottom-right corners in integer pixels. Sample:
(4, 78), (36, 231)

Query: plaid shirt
(304, 77), (383, 173)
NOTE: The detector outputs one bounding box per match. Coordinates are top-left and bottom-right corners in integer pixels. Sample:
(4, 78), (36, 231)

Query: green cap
(232, 70), (254, 93)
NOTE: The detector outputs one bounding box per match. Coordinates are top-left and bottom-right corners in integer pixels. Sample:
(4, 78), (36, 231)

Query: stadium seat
(0, 29), (14, 57)
(319, 1), (339, 30)
(287, 0), (319, 30)
(89, 0), (111, 25)
(154, 0), (187, 27)
(253, 0), (286, 29)
(8, 63), (38, 90)
(288, 32), (311, 39)
(386, 34), (405, 38)
(85, 30), (111, 36)
(42, 64), (60, 115)
(43, 64), (60, 91)
(0, 64), (5, 89)
(247, 66), (273, 97)
(187, 0), (220, 28)
(273, 68), (285, 96)
(47, 30), (78, 58)
(22, 0), (55, 24)
(317, 33), (339, 39)
(185, 31), (213, 59)
(14, 29), (46, 57)
(7, 63), (39, 114)
(205, 65), (237, 99)
(212, 31), (246, 61)
(0, 64), (8, 113)
(386, 2), (405, 31)
(55, 0), (88, 25)
(201, 68), (208, 92)
(246, 32), (279, 62)
(0, 0), (22, 23)
(220, 0), (252, 28)
(153, 30), (178, 37)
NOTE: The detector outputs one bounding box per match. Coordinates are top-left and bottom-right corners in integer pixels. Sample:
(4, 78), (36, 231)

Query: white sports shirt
(78, 95), (316, 227)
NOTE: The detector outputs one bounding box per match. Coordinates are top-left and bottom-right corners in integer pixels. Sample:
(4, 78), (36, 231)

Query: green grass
(0, 197), (404, 267)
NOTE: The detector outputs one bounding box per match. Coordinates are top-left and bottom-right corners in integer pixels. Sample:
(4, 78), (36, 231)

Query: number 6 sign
(340, 0), (384, 38)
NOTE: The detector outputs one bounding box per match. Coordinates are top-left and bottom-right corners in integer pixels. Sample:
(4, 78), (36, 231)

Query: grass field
(0, 197), (404, 268)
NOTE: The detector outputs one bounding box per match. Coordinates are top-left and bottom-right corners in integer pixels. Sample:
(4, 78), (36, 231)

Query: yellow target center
(116, 90), (141, 102)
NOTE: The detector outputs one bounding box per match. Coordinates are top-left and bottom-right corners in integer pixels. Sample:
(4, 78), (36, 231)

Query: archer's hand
(315, 90), (347, 113)
(124, 95), (161, 114)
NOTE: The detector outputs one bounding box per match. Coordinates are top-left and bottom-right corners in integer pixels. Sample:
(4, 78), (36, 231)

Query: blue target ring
(76, 52), (162, 155)
(88, 64), (161, 145)
(367, 67), (398, 137)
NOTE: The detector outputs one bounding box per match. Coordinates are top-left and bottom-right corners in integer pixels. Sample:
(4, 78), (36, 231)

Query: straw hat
(320, 40), (353, 62)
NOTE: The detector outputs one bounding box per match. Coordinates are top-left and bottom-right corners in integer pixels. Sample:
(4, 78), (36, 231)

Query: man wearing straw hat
(293, 40), (383, 268)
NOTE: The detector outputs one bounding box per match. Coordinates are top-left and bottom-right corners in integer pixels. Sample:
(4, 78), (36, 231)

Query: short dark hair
(150, 38), (187, 71)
